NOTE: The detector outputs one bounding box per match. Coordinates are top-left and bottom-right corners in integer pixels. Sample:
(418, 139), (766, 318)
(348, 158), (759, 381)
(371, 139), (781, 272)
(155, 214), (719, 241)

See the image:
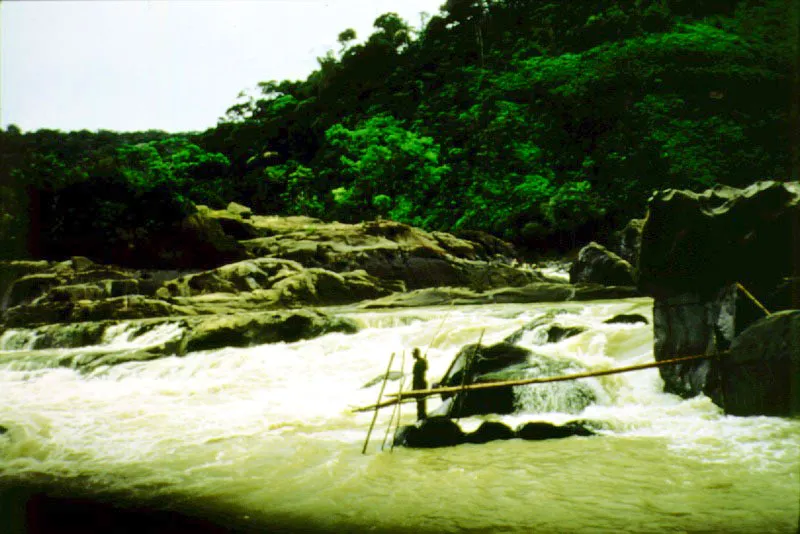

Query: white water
(0, 298), (798, 532)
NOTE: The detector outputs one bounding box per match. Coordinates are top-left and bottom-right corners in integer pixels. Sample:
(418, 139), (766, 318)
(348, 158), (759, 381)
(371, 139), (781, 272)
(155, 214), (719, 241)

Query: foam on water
(0, 297), (797, 532)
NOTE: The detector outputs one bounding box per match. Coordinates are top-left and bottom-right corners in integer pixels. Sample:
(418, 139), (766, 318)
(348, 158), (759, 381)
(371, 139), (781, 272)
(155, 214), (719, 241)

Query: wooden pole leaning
(352, 352), (720, 413)
(450, 329), (484, 418)
(382, 350), (406, 451)
(735, 282), (772, 317)
(362, 352), (396, 455)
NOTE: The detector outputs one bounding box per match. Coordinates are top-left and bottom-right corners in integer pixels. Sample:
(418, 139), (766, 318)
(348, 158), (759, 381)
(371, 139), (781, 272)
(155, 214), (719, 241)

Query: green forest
(1, 0), (796, 260)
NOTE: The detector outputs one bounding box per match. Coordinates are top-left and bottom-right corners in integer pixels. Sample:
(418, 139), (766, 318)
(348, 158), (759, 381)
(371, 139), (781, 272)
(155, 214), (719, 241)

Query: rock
(638, 181), (800, 408)
(393, 417), (466, 448)
(604, 314), (648, 325)
(0, 260), (51, 311)
(436, 342), (531, 418)
(712, 310), (800, 416)
(361, 283), (637, 309)
(2, 295), (188, 328)
(465, 421), (515, 444)
(639, 181), (799, 303)
(545, 325), (586, 343)
(273, 269), (399, 307)
(454, 230), (517, 259)
(226, 202), (253, 219)
(436, 343), (595, 417)
(6, 273), (63, 309)
(609, 218), (644, 266)
(515, 421), (594, 440)
(569, 242), (635, 286)
(241, 218), (537, 291)
(504, 310), (577, 344)
(181, 310), (358, 353)
(168, 211), (251, 269)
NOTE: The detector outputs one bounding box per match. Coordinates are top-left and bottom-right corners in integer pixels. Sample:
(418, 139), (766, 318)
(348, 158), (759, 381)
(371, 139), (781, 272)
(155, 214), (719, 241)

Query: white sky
(0, 0), (444, 133)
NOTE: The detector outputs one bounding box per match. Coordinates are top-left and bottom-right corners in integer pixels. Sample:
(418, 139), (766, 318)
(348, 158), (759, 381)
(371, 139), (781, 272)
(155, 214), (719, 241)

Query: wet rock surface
(714, 310), (800, 416)
(638, 181), (800, 414)
(570, 242), (635, 287)
(394, 418), (595, 448)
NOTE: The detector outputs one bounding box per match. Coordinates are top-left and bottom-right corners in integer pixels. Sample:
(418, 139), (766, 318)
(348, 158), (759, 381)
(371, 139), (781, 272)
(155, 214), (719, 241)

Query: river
(1, 297), (798, 532)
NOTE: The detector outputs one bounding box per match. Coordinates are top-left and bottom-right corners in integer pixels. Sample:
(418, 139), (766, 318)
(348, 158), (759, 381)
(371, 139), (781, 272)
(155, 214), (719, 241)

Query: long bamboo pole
(735, 282), (772, 317)
(361, 352), (396, 454)
(352, 352), (719, 413)
(382, 350), (405, 451)
(450, 329), (484, 418)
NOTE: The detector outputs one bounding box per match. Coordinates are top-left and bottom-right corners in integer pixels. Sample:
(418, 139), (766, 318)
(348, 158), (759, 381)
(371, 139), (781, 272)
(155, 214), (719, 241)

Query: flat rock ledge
(0, 309), (357, 371)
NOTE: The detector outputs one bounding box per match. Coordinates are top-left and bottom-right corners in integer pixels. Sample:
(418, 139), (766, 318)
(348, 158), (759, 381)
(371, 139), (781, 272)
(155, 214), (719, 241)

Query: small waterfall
(0, 329), (41, 351)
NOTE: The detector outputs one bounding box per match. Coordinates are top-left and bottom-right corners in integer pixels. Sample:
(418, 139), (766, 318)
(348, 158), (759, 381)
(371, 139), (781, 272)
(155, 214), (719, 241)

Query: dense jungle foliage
(1, 0), (796, 260)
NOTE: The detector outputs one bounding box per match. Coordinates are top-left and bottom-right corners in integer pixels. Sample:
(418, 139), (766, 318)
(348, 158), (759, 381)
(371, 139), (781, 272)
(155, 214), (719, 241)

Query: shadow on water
(0, 482), (449, 534)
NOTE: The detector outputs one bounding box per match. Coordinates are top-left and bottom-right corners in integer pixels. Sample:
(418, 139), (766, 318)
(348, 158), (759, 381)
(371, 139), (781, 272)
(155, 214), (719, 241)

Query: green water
(1, 298), (798, 532)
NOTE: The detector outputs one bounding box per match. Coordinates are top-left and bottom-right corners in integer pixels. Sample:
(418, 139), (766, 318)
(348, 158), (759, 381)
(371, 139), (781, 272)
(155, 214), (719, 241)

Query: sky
(0, 0), (444, 133)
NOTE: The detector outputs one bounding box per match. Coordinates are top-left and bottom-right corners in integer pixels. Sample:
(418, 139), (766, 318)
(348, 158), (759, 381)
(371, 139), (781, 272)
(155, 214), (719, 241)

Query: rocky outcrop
(515, 421), (594, 440)
(638, 181), (800, 414)
(180, 310), (358, 354)
(609, 218), (644, 267)
(393, 418), (595, 448)
(712, 310), (800, 416)
(240, 218), (539, 291)
(0, 310), (358, 370)
(0, 260), (51, 311)
(430, 341), (594, 418)
(360, 283), (638, 309)
(569, 242), (635, 286)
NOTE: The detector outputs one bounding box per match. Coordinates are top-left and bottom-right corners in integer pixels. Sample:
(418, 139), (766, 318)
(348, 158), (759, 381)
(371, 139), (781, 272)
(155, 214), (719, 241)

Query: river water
(0, 297), (798, 532)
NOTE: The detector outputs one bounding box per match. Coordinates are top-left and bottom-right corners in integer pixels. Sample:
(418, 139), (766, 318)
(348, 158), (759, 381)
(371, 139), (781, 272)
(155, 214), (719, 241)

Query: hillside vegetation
(1, 0), (795, 260)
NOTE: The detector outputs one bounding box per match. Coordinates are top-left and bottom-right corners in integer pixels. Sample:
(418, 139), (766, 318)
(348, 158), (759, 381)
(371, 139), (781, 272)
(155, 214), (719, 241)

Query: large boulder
(639, 181), (800, 411)
(393, 417), (466, 448)
(569, 242), (635, 286)
(609, 218), (644, 267)
(639, 181), (800, 303)
(432, 342), (595, 418)
(711, 310), (800, 416)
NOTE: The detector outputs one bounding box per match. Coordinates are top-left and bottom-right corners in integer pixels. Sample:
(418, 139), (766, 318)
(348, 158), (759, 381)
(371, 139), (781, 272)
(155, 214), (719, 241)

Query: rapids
(1, 297), (798, 532)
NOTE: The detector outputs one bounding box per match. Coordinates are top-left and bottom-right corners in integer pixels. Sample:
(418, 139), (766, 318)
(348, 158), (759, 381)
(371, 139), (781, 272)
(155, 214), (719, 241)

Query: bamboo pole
(361, 352), (396, 454)
(382, 350), (405, 451)
(450, 329), (484, 418)
(735, 282), (772, 317)
(352, 352), (719, 413)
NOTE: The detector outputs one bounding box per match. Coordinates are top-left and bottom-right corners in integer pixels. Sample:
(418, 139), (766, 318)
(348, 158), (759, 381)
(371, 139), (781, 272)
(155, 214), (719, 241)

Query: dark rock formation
(515, 421), (594, 440)
(394, 418), (594, 448)
(603, 314), (649, 325)
(465, 421), (515, 444)
(180, 310), (358, 353)
(393, 417), (466, 448)
(432, 342), (595, 417)
(638, 181), (800, 414)
(713, 310), (800, 416)
(569, 242), (635, 286)
(0, 261), (51, 311)
(610, 218), (644, 267)
(640, 181), (800, 303)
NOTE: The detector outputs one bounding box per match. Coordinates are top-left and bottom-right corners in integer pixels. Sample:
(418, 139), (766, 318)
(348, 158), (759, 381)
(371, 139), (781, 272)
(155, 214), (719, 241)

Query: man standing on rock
(412, 348), (428, 420)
